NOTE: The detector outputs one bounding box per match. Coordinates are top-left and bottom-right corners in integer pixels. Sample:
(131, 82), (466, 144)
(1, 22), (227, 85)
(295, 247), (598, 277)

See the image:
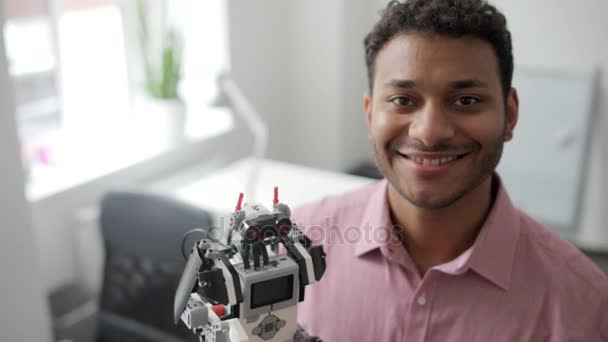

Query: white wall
(0, 3), (53, 340)
(229, 0), (378, 172)
(282, 0), (377, 172)
(340, 1), (380, 171)
(491, 0), (608, 249)
(227, 0), (290, 165)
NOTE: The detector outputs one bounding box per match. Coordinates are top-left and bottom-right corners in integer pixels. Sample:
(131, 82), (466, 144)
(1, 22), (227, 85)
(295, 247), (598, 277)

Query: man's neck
(388, 176), (496, 277)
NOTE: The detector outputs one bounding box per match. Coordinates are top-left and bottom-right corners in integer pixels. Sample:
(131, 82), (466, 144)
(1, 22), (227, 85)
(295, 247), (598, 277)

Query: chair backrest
(98, 191), (214, 342)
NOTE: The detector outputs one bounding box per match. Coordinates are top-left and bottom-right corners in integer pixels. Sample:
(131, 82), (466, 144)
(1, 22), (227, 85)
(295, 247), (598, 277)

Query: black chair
(97, 191), (214, 342)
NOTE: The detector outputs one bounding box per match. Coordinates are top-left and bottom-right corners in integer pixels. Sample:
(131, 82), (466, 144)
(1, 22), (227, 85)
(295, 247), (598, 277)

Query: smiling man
(292, 1), (608, 341)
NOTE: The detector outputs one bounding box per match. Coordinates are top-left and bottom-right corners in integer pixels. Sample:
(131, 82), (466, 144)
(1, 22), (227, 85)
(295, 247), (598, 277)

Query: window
(4, 0), (62, 146)
(3, 0), (230, 201)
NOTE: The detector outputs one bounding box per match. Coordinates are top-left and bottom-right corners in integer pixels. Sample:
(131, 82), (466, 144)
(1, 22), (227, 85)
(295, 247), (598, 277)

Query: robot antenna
(235, 192), (244, 212)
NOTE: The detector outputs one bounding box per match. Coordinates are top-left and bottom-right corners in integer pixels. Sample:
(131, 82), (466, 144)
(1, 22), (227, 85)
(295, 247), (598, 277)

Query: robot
(173, 187), (326, 342)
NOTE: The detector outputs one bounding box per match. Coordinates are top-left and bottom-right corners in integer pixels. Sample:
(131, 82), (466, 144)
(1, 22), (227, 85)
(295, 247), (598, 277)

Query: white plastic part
(293, 242), (316, 285)
(226, 318), (249, 342)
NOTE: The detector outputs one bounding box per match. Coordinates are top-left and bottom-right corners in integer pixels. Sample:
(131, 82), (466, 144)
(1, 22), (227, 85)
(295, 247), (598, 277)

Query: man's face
(365, 32), (518, 209)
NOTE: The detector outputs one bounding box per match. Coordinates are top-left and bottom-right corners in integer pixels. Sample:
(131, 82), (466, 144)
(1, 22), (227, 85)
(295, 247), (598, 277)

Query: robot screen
(250, 274), (294, 309)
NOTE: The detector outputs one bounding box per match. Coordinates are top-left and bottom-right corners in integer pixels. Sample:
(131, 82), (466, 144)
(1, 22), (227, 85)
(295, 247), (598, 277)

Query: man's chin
(391, 179), (467, 209)
(403, 191), (461, 209)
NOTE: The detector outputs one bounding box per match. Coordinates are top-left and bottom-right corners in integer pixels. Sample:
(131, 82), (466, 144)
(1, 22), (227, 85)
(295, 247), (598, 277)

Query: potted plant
(134, 0), (186, 146)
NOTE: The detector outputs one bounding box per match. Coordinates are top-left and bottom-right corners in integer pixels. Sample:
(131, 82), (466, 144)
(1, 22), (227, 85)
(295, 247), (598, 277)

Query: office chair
(97, 191), (214, 342)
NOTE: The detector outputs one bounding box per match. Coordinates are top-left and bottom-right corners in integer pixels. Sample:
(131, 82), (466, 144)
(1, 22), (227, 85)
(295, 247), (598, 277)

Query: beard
(370, 131), (505, 210)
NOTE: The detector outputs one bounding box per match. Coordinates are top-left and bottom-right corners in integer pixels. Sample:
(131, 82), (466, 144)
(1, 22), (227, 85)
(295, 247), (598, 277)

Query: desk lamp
(211, 72), (269, 203)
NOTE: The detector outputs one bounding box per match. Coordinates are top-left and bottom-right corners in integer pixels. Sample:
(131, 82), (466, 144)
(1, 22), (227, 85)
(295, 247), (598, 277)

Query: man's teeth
(407, 155), (459, 166)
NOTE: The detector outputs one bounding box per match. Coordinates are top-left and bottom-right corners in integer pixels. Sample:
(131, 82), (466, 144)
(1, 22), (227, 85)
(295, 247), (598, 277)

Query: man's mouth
(396, 151), (470, 167)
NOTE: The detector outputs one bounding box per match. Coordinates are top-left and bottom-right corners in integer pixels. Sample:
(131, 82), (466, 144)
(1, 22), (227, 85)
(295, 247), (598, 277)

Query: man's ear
(504, 88), (519, 141)
(364, 92), (372, 130)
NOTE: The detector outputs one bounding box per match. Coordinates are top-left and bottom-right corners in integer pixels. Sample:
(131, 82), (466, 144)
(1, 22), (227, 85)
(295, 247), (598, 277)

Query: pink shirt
(293, 177), (608, 342)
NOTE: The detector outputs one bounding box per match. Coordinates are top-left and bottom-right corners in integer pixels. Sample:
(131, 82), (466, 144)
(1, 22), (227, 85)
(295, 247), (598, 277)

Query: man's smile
(394, 150), (472, 173)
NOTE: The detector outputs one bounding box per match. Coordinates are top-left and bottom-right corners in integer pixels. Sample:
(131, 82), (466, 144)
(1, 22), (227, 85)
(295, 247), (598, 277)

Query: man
(293, 1), (608, 341)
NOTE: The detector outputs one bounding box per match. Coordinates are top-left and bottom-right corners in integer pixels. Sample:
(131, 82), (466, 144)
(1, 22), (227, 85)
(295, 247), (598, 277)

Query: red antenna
(235, 192), (244, 211)
(273, 186), (279, 206)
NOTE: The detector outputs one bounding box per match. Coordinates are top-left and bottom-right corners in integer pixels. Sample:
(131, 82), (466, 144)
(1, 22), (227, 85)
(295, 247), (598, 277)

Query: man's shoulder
(516, 209), (608, 298)
(291, 180), (383, 226)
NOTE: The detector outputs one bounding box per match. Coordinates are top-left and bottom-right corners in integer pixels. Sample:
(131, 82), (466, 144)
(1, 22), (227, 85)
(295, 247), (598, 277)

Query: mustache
(388, 140), (479, 153)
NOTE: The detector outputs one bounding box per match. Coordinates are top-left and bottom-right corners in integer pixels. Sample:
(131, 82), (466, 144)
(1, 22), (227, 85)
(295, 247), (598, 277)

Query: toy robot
(173, 187), (325, 342)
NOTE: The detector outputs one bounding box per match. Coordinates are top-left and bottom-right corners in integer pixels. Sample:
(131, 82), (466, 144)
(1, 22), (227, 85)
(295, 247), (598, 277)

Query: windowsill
(26, 107), (234, 203)
(11, 4), (232, 204)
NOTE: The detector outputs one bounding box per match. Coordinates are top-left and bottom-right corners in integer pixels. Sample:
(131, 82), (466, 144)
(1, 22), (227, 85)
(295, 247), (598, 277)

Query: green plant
(136, 0), (182, 99)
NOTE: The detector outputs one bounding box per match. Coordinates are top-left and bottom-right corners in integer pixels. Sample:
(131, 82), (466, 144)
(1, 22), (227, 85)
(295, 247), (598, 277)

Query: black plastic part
(298, 285), (306, 303)
(250, 274), (294, 309)
(229, 303), (239, 320)
(198, 269), (229, 305)
(294, 325), (322, 342)
(309, 246), (326, 281)
(261, 244), (269, 266)
(253, 244), (261, 269)
(284, 244), (310, 285)
(241, 242), (251, 270)
(218, 251), (243, 303)
(298, 233), (312, 249)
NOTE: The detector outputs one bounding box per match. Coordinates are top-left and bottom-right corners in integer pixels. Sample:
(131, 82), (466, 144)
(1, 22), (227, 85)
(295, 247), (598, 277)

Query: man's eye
(454, 96), (481, 106)
(390, 96), (413, 106)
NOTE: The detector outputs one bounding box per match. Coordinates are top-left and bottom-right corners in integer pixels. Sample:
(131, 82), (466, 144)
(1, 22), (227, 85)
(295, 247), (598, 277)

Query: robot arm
(282, 226), (326, 287)
(173, 240), (205, 324)
(174, 242), (243, 324)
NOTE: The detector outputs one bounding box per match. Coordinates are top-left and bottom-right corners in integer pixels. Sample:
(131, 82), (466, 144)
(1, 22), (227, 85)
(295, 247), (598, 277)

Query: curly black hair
(364, 0), (513, 99)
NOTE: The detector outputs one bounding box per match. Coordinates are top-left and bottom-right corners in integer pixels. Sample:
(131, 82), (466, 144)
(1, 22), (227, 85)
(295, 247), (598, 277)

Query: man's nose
(408, 103), (456, 147)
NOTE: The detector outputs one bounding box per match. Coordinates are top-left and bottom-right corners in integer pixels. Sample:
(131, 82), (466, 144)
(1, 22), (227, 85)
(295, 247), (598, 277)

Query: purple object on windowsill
(36, 146), (51, 165)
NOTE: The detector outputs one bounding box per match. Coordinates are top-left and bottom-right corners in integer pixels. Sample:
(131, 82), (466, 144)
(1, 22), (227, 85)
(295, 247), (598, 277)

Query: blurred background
(0, 0), (606, 341)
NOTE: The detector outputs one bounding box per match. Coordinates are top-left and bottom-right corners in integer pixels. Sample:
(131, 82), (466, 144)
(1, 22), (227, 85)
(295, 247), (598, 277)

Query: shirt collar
(354, 179), (394, 257)
(466, 174), (521, 291)
(354, 174), (521, 291)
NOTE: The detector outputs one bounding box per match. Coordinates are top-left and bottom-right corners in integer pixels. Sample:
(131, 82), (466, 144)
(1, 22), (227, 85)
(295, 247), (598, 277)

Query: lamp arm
(218, 75), (269, 201)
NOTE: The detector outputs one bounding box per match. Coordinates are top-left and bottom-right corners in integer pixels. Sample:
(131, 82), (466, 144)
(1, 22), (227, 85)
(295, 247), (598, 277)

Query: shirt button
(417, 296), (427, 306)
